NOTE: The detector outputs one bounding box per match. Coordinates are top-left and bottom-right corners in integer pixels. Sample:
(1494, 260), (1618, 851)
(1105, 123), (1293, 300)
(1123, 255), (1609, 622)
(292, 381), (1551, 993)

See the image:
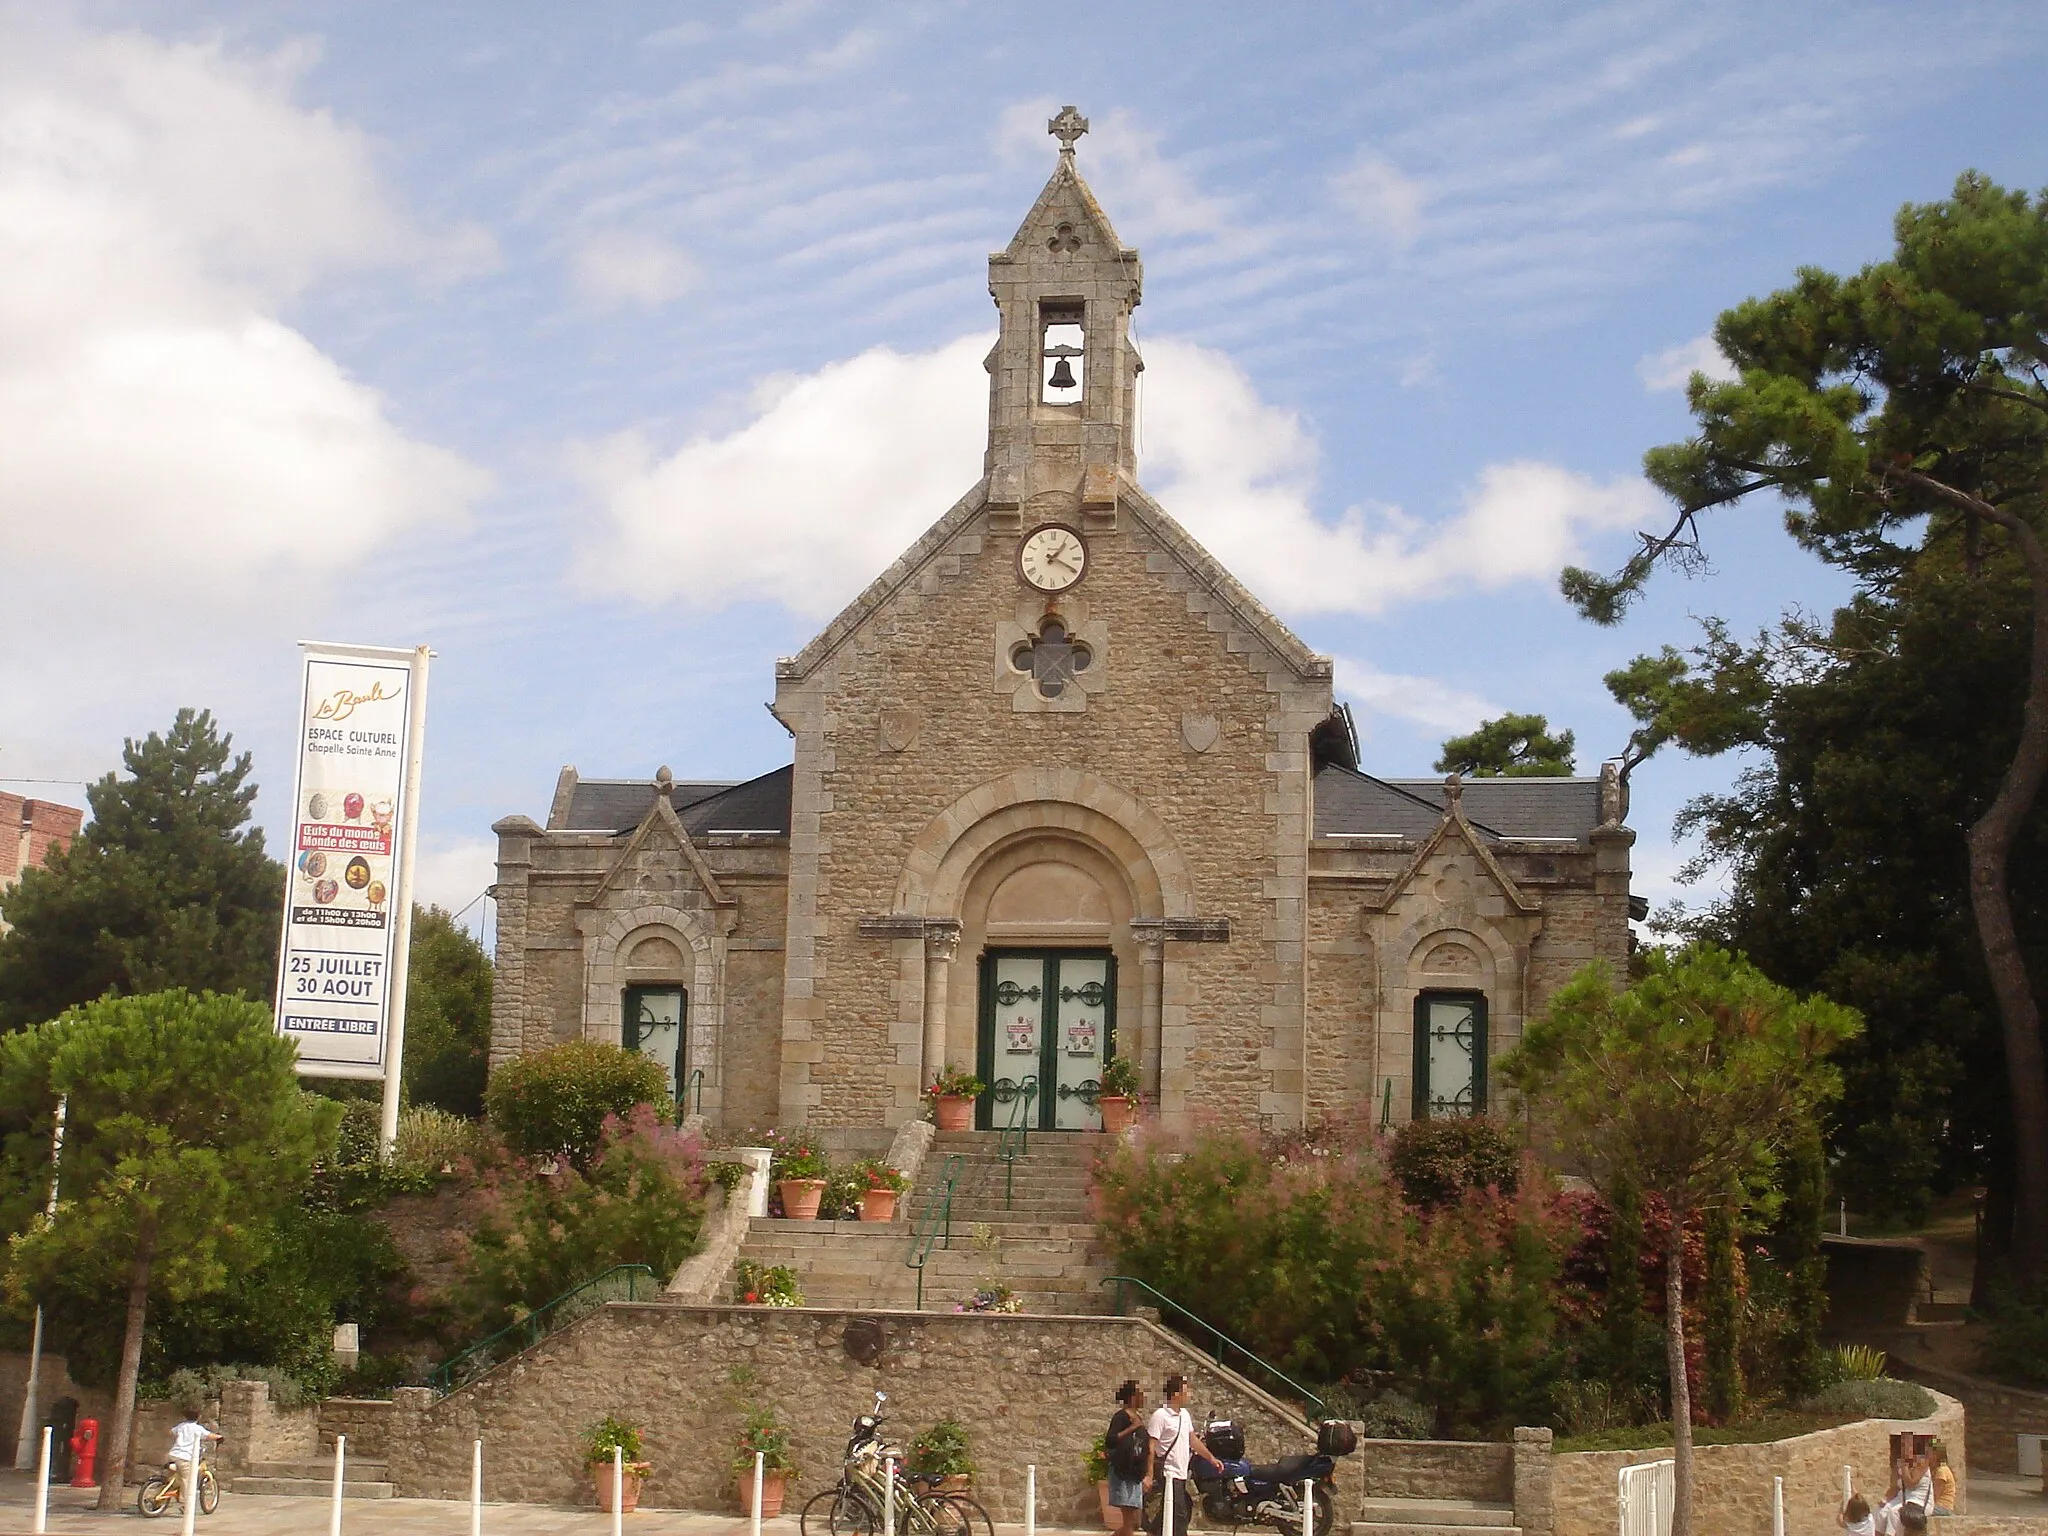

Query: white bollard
(181, 1451), (199, 1536)
(1773, 1474), (1785, 1536)
(1303, 1476), (1314, 1536)
(1026, 1463), (1037, 1536)
(32, 1424), (50, 1535)
(1843, 1463), (1854, 1501)
(885, 1454), (897, 1536)
(331, 1433), (347, 1536)
(1840, 1198), (1848, 1237)
(612, 1446), (624, 1536)
(751, 1450), (765, 1536)
(471, 1439), (484, 1536)
(1163, 1473), (1177, 1536)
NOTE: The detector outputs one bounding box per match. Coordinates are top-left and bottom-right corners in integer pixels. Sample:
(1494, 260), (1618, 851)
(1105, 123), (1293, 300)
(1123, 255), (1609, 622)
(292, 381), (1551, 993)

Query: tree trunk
(1665, 1210), (1695, 1536)
(96, 1222), (155, 1511)
(1964, 504), (2048, 1282)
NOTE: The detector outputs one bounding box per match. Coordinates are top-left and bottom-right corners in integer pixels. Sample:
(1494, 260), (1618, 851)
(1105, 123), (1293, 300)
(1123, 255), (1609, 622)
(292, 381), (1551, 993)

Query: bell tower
(983, 106), (1143, 533)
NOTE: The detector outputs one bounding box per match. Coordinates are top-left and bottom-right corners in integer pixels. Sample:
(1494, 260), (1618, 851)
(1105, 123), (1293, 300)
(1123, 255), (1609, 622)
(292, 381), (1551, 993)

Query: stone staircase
(730, 1129), (1118, 1313)
(1351, 1497), (1519, 1536)
(230, 1456), (395, 1499)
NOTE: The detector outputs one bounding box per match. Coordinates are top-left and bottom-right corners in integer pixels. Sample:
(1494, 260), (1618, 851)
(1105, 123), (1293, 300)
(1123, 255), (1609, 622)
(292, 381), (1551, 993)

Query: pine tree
(0, 710), (283, 1029)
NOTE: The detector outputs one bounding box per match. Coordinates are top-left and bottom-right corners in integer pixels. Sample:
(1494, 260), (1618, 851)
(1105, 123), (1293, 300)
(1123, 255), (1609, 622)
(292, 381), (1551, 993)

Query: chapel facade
(488, 112), (1635, 1135)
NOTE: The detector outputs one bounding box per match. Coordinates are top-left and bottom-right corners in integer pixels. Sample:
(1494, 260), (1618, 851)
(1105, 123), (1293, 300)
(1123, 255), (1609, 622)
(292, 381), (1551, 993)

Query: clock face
(1019, 524), (1087, 592)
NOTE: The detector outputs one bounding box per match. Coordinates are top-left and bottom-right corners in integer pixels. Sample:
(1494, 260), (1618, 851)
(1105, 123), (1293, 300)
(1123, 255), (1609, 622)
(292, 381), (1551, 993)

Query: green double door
(976, 949), (1117, 1131)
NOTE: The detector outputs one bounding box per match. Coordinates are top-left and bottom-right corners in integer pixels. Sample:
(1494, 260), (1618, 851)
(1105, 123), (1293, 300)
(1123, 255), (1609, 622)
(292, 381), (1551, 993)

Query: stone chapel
(488, 110), (1636, 1136)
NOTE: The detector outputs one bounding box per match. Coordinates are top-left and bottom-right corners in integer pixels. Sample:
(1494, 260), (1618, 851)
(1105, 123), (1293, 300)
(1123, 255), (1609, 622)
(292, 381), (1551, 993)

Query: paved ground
(0, 1473), (1096, 1535)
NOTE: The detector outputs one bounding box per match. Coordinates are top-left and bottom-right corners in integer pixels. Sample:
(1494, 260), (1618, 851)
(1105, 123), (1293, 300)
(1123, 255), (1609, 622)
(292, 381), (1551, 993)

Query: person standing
(1106, 1380), (1150, 1536)
(1147, 1374), (1219, 1536)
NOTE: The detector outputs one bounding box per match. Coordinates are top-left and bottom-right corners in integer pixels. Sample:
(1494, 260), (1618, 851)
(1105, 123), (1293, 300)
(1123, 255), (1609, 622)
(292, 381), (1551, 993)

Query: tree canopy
(402, 906), (493, 1118)
(1434, 712), (1577, 778)
(0, 990), (336, 1506)
(1567, 171), (2048, 1280)
(1504, 946), (1858, 1536)
(0, 710), (283, 1031)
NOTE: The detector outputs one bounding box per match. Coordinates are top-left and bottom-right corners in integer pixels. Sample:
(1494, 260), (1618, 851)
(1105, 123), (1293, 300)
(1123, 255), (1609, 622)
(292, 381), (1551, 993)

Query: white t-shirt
(1148, 1404), (1194, 1479)
(168, 1421), (210, 1462)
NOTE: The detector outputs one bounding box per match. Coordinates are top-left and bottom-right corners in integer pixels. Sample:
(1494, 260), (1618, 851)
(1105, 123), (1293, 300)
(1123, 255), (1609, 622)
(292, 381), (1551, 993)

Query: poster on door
(274, 643), (426, 1079)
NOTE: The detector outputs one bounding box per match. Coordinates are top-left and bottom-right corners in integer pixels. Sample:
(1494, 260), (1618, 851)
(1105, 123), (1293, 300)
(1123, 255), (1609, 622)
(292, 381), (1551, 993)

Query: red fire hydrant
(68, 1417), (98, 1488)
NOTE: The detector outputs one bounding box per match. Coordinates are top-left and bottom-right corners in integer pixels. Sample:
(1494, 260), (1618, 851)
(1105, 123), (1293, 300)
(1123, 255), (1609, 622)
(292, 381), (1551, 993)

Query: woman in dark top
(1106, 1379), (1150, 1535)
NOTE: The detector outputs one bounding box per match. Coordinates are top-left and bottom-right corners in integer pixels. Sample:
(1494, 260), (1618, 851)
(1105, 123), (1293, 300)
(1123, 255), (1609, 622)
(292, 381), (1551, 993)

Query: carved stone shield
(879, 708), (922, 753)
(1181, 712), (1220, 754)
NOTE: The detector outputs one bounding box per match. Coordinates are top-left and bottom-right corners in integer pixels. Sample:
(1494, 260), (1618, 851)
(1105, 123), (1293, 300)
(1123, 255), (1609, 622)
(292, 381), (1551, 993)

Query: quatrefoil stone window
(1011, 619), (1092, 698)
(994, 598), (1109, 714)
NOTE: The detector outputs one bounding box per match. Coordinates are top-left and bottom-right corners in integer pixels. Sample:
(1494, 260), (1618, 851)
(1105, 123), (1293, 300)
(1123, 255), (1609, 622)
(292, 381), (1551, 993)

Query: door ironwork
(977, 949), (1118, 1130)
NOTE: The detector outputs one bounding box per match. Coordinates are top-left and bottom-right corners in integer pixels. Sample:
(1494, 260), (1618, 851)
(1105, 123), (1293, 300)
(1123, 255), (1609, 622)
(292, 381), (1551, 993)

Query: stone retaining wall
(1553, 1389), (1966, 1536)
(1888, 1359), (2048, 1474)
(382, 1302), (1320, 1522)
(316, 1397), (395, 1459)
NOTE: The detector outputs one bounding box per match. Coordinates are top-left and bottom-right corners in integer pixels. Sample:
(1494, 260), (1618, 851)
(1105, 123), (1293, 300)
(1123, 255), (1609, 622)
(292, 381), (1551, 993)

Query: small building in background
(0, 792), (85, 932)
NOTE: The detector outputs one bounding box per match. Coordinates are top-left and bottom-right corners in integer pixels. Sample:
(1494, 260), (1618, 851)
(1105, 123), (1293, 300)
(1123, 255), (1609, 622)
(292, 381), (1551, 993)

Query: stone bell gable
(488, 107), (1635, 1138)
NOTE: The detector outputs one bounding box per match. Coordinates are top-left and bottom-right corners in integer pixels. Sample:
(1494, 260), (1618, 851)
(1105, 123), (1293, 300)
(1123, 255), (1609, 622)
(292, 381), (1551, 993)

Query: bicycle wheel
(929, 1493), (995, 1536)
(802, 1485), (879, 1536)
(199, 1465), (221, 1514)
(136, 1475), (175, 1518)
(1309, 1483), (1332, 1535)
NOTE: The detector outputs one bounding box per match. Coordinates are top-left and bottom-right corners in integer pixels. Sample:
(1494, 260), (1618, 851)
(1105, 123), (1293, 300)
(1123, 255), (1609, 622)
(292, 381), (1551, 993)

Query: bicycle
(137, 1451), (222, 1518)
(800, 1396), (994, 1536)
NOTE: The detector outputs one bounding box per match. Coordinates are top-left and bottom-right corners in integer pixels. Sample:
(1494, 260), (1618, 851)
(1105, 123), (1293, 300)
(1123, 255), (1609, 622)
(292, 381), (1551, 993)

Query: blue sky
(5, 0), (2047, 941)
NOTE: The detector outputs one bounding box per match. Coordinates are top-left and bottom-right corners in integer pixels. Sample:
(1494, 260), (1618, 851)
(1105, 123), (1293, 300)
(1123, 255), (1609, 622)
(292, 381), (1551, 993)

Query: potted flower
(733, 1402), (798, 1517)
(1097, 1056), (1140, 1134)
(582, 1415), (652, 1514)
(924, 1068), (986, 1133)
(955, 1283), (1023, 1314)
(907, 1417), (975, 1493)
(772, 1132), (831, 1219)
(855, 1159), (910, 1221)
(1083, 1435), (1115, 1531)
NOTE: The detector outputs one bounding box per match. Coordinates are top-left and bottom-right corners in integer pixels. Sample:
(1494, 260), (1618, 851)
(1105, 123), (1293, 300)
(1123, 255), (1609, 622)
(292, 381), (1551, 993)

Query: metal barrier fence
(1618, 1458), (1674, 1536)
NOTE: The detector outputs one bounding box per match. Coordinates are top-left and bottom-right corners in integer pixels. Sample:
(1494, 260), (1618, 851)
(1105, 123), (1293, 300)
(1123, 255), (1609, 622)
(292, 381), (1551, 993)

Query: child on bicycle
(167, 1408), (220, 1478)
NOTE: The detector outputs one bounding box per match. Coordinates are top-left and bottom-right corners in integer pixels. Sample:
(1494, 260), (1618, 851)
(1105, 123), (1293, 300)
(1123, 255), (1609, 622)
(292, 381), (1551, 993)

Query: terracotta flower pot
(738, 1468), (789, 1517)
(592, 1464), (647, 1513)
(780, 1178), (828, 1219)
(1098, 1095), (1134, 1134)
(860, 1187), (900, 1221)
(934, 1095), (975, 1131)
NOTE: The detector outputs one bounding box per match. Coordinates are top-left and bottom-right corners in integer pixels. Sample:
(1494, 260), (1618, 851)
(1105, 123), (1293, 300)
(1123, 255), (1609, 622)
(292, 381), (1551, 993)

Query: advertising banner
(275, 643), (428, 1080)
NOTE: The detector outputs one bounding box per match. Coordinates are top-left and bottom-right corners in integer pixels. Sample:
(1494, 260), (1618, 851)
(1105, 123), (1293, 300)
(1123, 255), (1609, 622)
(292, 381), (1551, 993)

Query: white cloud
(1137, 337), (1661, 615)
(572, 230), (700, 308)
(0, 23), (488, 596)
(1331, 151), (1427, 246)
(1637, 333), (1739, 391)
(412, 835), (499, 917)
(579, 330), (1659, 622)
(1332, 656), (1500, 735)
(574, 334), (990, 616)
(993, 99), (1236, 243)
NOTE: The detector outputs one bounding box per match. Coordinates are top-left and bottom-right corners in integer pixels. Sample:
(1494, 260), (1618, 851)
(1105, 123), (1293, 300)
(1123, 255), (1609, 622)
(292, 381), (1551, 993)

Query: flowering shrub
(956, 1284), (1023, 1314)
(1387, 1116), (1519, 1209)
(483, 1039), (669, 1167)
(734, 1261), (804, 1307)
(925, 1068), (986, 1100)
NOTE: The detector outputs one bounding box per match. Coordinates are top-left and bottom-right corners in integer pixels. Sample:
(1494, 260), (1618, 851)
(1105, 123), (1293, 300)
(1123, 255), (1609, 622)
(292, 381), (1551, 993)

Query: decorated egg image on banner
(366, 880), (387, 907)
(344, 856), (372, 891)
(343, 792), (366, 820)
(307, 792), (330, 821)
(313, 878), (339, 904)
(298, 850), (327, 880)
(370, 798), (394, 831)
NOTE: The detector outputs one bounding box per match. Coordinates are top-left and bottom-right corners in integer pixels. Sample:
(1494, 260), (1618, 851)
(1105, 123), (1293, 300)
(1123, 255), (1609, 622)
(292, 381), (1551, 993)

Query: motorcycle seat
(1246, 1454), (1321, 1484)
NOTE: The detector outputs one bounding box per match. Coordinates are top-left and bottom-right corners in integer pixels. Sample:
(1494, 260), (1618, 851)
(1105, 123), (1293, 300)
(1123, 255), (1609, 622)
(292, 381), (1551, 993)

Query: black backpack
(1109, 1414), (1150, 1480)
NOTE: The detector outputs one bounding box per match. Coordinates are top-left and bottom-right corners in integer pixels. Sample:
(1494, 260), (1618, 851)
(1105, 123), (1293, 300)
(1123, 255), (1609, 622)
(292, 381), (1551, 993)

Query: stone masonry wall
(1552, 1389), (1966, 1536)
(383, 1303), (1322, 1522)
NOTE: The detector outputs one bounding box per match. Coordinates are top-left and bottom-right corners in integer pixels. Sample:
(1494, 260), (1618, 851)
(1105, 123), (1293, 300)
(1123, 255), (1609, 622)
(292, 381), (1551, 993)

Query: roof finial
(1048, 104), (1089, 156)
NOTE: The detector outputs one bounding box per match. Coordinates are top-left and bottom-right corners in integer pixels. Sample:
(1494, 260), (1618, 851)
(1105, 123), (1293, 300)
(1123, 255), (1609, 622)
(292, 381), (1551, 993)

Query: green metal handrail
(905, 1153), (963, 1311)
(682, 1067), (705, 1118)
(1102, 1275), (1326, 1418)
(429, 1264), (658, 1394)
(997, 1074), (1039, 1210)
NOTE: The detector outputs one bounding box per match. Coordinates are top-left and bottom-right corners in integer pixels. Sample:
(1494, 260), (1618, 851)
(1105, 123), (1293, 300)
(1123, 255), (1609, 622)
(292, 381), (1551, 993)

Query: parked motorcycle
(1145, 1419), (1354, 1536)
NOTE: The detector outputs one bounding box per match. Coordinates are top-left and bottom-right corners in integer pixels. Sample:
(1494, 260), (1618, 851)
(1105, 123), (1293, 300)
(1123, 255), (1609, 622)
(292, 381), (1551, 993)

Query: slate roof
(1314, 763), (1604, 842)
(560, 770), (791, 835)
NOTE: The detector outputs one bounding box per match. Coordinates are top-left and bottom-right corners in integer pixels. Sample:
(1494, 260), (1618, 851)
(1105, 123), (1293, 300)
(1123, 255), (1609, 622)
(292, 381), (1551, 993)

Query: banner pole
(378, 645), (431, 1154)
(13, 1095), (65, 1471)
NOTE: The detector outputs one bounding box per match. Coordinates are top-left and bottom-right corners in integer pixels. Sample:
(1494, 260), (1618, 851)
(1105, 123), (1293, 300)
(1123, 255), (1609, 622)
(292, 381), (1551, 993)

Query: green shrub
(908, 1418), (975, 1478)
(582, 1414), (645, 1465)
(393, 1105), (493, 1182)
(484, 1039), (669, 1166)
(1798, 1379), (1935, 1419)
(733, 1261), (803, 1307)
(767, 1130), (829, 1183)
(1316, 1384), (1433, 1440)
(459, 1105), (707, 1330)
(1829, 1343), (1888, 1382)
(1982, 1284), (2048, 1388)
(735, 1402), (798, 1474)
(144, 1363), (321, 1411)
(1388, 1117), (1519, 1209)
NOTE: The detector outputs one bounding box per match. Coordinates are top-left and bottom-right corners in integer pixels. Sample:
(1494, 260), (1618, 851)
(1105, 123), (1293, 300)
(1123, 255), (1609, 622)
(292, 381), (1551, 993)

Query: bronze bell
(1047, 356), (1078, 390)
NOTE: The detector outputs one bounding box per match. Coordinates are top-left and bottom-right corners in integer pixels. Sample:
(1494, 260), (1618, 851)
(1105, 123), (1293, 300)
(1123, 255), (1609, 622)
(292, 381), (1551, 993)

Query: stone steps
(231, 1460), (395, 1499)
(1352, 1498), (1519, 1535)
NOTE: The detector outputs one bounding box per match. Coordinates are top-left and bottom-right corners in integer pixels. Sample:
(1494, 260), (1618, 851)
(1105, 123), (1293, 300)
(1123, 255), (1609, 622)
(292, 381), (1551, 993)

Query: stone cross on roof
(1048, 104), (1089, 154)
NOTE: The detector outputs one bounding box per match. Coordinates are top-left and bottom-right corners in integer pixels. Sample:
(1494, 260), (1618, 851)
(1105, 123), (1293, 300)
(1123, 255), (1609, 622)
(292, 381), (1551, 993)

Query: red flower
(744, 1291), (759, 1303)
